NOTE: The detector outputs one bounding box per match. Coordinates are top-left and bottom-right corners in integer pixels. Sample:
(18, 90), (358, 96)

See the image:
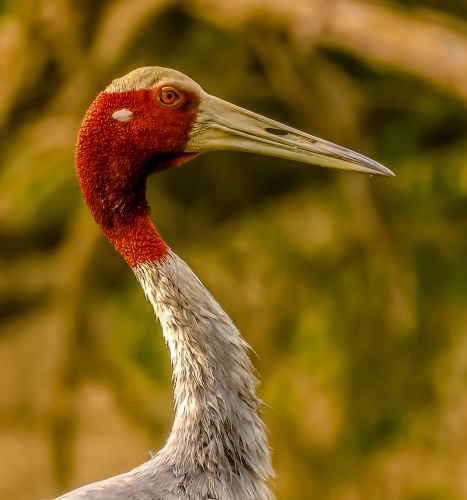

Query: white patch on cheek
(112, 108), (133, 122)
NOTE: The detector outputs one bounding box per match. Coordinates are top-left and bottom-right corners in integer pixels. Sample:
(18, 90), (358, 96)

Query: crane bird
(57, 67), (393, 500)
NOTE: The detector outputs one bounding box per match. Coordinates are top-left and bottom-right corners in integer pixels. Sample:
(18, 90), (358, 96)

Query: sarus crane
(56, 67), (393, 500)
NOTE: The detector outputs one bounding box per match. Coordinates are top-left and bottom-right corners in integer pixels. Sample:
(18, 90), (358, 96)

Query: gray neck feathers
(133, 252), (273, 500)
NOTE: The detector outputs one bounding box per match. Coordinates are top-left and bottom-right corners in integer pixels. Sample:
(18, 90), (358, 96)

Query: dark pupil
(166, 93), (173, 100)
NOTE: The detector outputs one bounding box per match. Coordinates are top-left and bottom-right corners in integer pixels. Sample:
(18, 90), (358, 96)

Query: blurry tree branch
(91, 0), (174, 72)
(189, 0), (467, 103)
(319, 1), (467, 101)
(0, 18), (28, 129)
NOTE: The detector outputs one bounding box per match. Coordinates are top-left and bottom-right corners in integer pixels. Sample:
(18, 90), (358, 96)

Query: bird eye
(157, 87), (182, 107)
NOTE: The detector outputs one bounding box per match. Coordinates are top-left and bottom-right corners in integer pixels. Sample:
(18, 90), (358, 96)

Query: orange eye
(157, 87), (182, 107)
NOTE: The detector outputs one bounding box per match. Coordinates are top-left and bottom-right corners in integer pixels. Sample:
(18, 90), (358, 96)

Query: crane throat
(75, 87), (200, 267)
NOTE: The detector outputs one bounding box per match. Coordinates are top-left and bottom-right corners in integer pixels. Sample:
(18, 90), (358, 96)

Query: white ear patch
(112, 109), (133, 122)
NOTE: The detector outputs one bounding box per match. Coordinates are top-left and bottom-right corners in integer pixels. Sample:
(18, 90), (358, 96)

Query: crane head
(80, 66), (393, 178)
(76, 67), (393, 266)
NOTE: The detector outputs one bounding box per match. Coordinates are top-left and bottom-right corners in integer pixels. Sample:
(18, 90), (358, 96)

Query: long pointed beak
(185, 94), (393, 177)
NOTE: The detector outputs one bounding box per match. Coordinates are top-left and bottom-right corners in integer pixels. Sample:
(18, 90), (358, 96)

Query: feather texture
(55, 251), (273, 500)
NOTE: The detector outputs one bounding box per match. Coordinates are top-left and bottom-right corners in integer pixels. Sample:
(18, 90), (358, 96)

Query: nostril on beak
(265, 128), (289, 136)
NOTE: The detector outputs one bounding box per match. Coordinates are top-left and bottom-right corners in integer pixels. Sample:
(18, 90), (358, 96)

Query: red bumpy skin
(75, 87), (199, 267)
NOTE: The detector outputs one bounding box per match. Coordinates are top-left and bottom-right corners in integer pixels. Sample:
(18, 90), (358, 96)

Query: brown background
(1, 1), (467, 499)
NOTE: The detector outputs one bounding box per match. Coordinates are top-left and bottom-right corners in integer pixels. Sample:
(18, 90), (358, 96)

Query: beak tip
(372, 162), (394, 177)
(383, 168), (395, 177)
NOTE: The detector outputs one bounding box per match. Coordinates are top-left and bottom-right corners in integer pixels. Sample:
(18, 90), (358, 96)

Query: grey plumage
(55, 252), (273, 500)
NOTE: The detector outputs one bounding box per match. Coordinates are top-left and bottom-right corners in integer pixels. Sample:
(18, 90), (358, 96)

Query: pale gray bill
(185, 94), (394, 177)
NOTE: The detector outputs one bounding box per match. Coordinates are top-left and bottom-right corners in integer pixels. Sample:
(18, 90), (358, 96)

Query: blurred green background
(1, 0), (467, 499)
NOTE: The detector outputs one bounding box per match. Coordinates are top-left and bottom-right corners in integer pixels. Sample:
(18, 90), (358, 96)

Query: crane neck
(75, 89), (272, 499)
(133, 252), (273, 500)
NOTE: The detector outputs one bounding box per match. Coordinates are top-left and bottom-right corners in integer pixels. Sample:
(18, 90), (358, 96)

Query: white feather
(112, 108), (133, 122)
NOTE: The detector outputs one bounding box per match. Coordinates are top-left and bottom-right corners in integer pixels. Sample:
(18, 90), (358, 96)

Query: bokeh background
(1, 0), (467, 499)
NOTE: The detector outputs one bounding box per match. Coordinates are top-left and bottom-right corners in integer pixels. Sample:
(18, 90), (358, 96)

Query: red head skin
(76, 85), (200, 267)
